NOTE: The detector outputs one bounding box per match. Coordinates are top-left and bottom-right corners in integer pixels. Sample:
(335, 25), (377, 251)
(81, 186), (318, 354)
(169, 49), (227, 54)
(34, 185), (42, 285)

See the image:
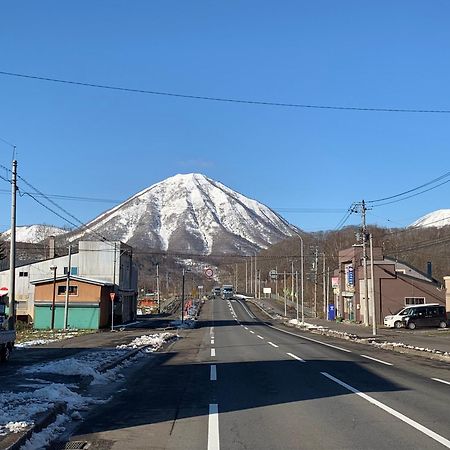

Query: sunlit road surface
(68, 298), (450, 449)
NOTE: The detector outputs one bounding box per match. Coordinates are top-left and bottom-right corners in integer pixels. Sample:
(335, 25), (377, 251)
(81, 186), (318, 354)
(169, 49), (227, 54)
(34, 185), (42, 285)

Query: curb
(1, 402), (66, 450)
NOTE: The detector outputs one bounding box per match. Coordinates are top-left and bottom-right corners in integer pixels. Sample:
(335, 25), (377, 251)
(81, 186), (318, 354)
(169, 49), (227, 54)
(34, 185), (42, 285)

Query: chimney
(49, 236), (55, 259)
(426, 261), (432, 279)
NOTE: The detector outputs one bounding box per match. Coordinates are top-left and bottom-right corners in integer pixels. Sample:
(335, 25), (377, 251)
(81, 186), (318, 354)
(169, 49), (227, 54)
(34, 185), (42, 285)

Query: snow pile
(170, 319), (196, 329)
(116, 332), (175, 351)
(0, 383), (98, 436)
(19, 349), (131, 383)
(16, 331), (87, 348)
(21, 414), (68, 450)
(371, 340), (450, 357)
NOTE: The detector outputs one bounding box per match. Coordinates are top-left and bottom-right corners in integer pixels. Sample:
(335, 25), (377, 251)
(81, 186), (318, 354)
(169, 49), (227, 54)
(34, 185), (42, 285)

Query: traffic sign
(204, 267), (214, 279)
(269, 270), (278, 280)
(0, 287), (8, 297)
(110, 292), (116, 302)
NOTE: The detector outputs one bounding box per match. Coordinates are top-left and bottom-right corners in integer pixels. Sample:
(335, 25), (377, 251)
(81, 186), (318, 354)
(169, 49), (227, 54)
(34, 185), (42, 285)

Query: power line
(367, 171), (450, 204)
(0, 189), (120, 204)
(372, 179), (450, 207)
(2, 70), (450, 114)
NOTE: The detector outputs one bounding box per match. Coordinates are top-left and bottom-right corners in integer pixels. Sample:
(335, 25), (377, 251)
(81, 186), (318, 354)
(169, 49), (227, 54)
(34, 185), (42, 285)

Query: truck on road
(0, 299), (15, 363)
(221, 285), (234, 300)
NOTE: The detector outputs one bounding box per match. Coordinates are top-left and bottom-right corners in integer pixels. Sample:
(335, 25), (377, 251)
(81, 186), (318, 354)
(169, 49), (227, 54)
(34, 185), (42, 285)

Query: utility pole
(283, 270), (287, 316)
(323, 253), (326, 318)
(156, 263), (160, 314)
(235, 263), (238, 291)
(8, 159), (17, 331)
(245, 258), (248, 293)
(291, 261), (294, 305)
(369, 233), (377, 335)
(313, 247), (318, 318)
(300, 238), (304, 324)
(295, 270), (299, 323)
(275, 265), (278, 299)
(326, 266), (330, 320)
(181, 268), (185, 324)
(250, 256), (253, 294)
(254, 255), (258, 298)
(63, 245), (72, 330)
(361, 200), (370, 327)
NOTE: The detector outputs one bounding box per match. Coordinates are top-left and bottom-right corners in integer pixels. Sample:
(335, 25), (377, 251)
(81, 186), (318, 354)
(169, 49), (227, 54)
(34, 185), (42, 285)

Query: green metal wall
(34, 305), (100, 330)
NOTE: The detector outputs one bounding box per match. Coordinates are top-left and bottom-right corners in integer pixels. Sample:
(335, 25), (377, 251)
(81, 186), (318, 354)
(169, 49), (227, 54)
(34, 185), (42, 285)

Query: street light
(49, 265), (57, 330)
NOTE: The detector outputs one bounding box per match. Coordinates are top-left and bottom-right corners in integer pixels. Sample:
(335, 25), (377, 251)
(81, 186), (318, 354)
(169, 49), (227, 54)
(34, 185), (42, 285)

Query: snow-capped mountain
(65, 173), (298, 254)
(1, 225), (68, 243)
(409, 209), (450, 229)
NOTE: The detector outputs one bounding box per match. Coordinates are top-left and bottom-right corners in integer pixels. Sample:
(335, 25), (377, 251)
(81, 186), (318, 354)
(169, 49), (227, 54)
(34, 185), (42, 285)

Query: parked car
(384, 303), (440, 329)
(401, 305), (448, 330)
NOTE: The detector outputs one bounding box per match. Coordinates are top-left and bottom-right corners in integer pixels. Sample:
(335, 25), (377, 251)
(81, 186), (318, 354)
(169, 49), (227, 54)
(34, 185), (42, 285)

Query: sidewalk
(251, 296), (450, 356)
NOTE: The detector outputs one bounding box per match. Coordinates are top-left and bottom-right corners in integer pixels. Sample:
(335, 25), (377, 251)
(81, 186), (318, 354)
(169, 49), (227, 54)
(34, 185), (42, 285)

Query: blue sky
(0, 1), (449, 232)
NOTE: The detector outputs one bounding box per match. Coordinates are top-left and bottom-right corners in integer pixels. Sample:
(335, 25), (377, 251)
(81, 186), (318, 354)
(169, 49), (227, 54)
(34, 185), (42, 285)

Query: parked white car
(384, 303), (440, 328)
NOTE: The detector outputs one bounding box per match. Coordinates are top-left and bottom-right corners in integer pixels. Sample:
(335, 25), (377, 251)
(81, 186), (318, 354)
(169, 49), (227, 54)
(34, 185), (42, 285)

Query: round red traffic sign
(0, 287), (8, 297)
(204, 267), (214, 279)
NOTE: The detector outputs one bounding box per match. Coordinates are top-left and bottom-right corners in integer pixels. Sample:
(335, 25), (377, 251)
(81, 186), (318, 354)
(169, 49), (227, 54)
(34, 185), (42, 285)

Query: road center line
(210, 364), (217, 381)
(211, 348), (216, 357)
(268, 342), (279, 348)
(360, 354), (393, 366)
(249, 330), (255, 334)
(208, 403), (220, 450)
(432, 378), (450, 386)
(257, 335), (264, 339)
(286, 352), (305, 362)
(244, 327), (248, 330)
(321, 372), (450, 448)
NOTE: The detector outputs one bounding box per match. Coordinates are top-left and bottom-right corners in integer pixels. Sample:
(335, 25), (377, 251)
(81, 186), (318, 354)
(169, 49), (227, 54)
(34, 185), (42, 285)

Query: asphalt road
(64, 298), (450, 450)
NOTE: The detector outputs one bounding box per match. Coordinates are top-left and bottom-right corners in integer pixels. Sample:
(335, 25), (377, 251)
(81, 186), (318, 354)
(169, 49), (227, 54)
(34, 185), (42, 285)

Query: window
(57, 285), (78, 296)
(405, 297), (425, 306)
(19, 271), (28, 277)
(63, 267), (78, 275)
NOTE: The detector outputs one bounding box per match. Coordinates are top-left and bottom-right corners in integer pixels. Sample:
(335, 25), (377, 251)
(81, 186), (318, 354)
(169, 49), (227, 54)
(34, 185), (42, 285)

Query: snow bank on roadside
(116, 332), (175, 351)
(16, 331), (88, 348)
(21, 414), (68, 450)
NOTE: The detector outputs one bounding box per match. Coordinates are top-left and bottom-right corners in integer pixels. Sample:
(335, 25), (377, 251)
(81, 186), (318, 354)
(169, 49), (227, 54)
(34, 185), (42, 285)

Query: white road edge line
(360, 354), (393, 366)
(286, 352), (305, 362)
(237, 299), (256, 319)
(257, 335), (264, 340)
(432, 378), (450, 386)
(210, 364), (217, 381)
(268, 342), (279, 348)
(208, 403), (220, 450)
(266, 323), (352, 353)
(211, 348), (216, 357)
(321, 372), (450, 448)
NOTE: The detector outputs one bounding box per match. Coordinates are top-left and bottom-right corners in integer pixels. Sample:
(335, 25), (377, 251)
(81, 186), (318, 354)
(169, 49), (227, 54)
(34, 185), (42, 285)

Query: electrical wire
(367, 171), (450, 204)
(3, 70), (450, 114)
(372, 179), (450, 207)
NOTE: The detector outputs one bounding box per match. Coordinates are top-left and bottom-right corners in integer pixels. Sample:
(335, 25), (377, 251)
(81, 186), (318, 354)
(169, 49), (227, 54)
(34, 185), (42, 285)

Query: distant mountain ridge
(63, 173), (298, 255)
(409, 209), (450, 229)
(1, 225), (68, 243)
